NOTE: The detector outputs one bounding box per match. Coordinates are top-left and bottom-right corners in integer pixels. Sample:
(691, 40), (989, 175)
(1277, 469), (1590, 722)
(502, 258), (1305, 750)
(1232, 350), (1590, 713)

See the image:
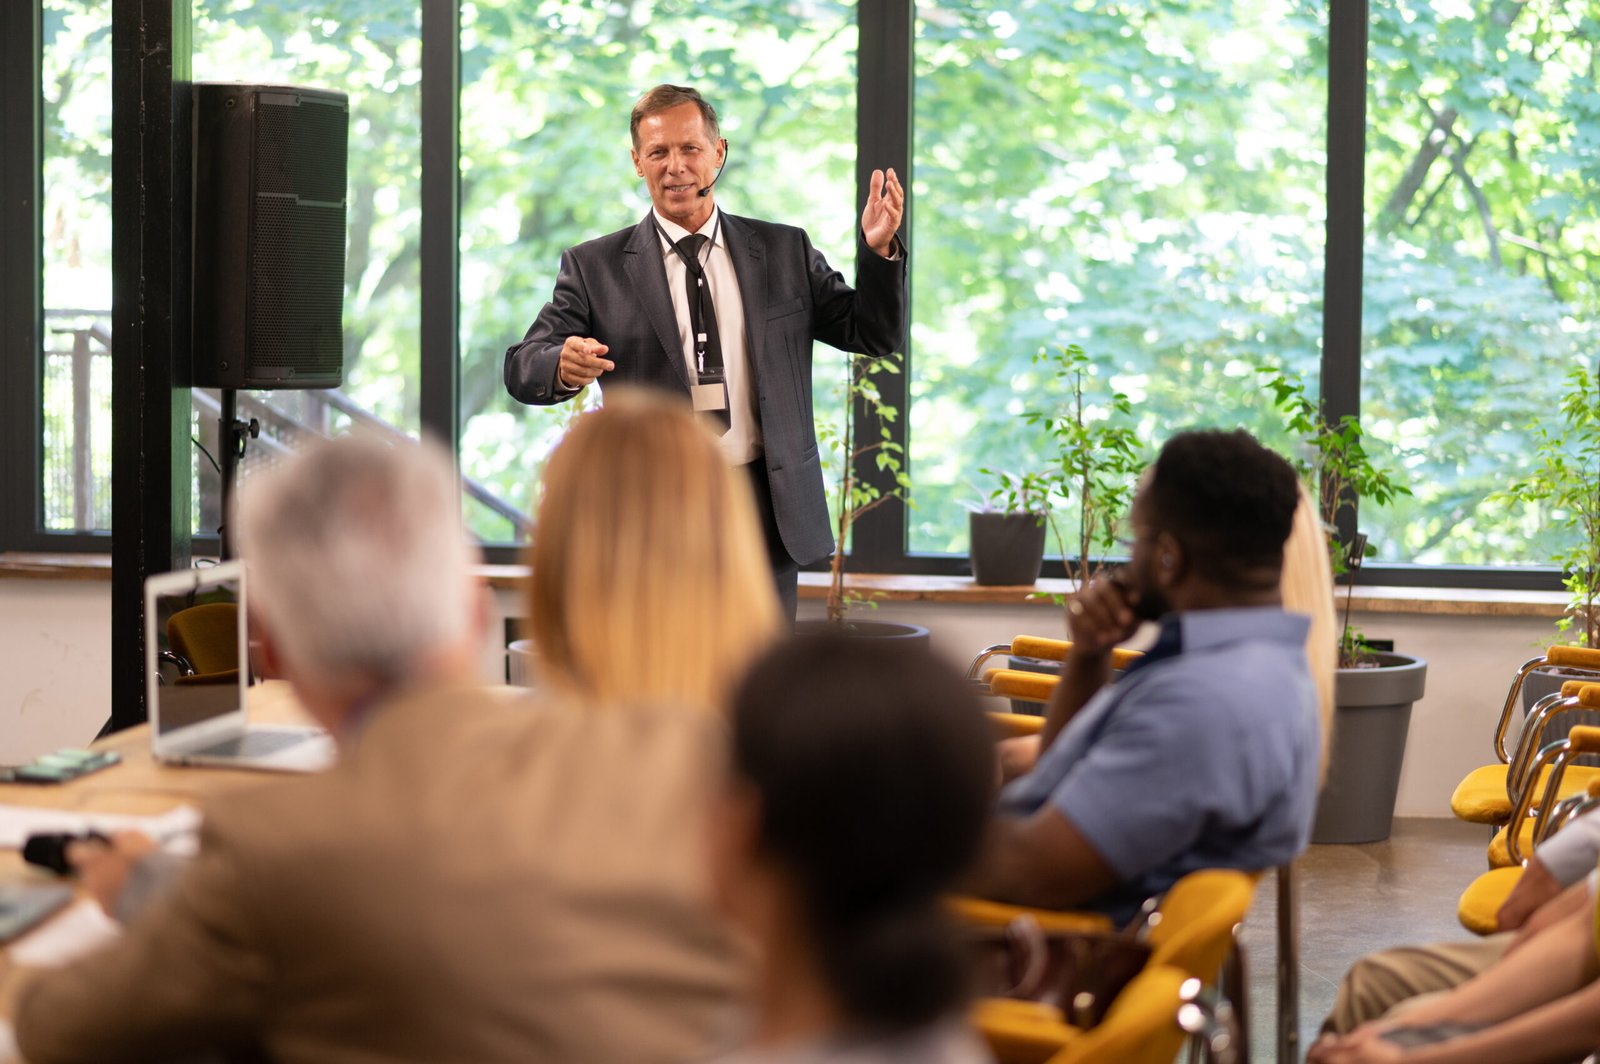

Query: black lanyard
(654, 213), (723, 377)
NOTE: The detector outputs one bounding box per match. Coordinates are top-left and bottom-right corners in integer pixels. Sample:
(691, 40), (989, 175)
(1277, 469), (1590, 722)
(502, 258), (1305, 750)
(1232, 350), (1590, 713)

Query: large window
(909, 0), (1328, 558)
(41, 0), (113, 532)
(12, 0), (1590, 590)
(38, 0), (425, 541)
(1362, 0), (1599, 568)
(456, 0), (859, 544)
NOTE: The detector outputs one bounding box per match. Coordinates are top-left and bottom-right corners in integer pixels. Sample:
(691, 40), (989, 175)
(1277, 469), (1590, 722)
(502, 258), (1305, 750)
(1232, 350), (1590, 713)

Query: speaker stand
(218, 389), (259, 560)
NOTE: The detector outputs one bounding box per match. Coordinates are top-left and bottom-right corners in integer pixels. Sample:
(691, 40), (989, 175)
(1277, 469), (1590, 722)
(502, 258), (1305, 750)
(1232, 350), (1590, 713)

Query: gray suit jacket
(504, 211), (907, 566)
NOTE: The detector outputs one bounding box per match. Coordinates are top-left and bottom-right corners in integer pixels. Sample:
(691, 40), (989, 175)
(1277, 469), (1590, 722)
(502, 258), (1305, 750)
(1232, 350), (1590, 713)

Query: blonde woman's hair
(527, 390), (783, 711)
(1280, 481), (1337, 784)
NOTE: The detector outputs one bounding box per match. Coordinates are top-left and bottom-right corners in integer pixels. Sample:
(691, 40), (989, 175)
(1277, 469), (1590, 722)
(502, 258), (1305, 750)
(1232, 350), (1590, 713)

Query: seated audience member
(1308, 871), (1600, 1064)
(16, 429), (746, 1064)
(967, 429), (1321, 924)
(1319, 805), (1600, 1036)
(995, 479), (1336, 787)
(707, 634), (996, 1063)
(527, 388), (783, 710)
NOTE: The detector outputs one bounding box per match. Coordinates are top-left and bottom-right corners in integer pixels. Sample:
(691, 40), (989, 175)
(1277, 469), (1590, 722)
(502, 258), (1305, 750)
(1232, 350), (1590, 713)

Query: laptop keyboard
(190, 730), (315, 759)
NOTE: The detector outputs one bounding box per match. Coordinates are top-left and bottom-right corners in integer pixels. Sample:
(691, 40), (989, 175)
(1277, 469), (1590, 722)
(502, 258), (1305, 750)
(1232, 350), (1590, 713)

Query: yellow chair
(965, 869), (1255, 1064)
(989, 711), (1047, 740)
(1456, 732), (1600, 933)
(1450, 646), (1600, 826)
(1142, 869), (1257, 984)
(1045, 965), (1195, 1064)
(968, 635), (1145, 684)
(165, 602), (241, 685)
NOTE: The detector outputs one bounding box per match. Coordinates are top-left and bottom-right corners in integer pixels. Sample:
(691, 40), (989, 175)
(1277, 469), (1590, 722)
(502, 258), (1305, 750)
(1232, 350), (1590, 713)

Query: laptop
(145, 561), (334, 773)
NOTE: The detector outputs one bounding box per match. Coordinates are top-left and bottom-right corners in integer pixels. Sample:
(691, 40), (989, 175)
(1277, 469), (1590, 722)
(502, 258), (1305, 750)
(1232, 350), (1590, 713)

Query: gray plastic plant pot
(1310, 653), (1429, 845)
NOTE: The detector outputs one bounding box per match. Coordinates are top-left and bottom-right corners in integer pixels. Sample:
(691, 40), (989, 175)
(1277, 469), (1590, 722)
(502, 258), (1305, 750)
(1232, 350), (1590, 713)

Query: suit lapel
(623, 214), (692, 391)
(721, 213), (768, 380)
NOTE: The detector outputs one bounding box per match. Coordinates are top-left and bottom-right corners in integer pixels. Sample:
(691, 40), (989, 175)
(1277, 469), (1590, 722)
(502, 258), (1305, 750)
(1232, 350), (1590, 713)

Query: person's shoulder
(723, 212), (811, 244)
(567, 217), (650, 258)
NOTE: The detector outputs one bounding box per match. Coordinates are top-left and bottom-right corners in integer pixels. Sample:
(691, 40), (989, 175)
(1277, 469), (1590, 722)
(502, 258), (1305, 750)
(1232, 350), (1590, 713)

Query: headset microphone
(698, 140), (729, 198)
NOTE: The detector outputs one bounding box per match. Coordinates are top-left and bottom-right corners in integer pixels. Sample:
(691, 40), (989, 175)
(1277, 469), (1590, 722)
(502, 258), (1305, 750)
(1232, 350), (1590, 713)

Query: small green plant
(817, 352), (909, 624)
(971, 469), (1052, 519)
(1261, 367), (1412, 666)
(1023, 344), (1145, 587)
(1494, 363), (1600, 647)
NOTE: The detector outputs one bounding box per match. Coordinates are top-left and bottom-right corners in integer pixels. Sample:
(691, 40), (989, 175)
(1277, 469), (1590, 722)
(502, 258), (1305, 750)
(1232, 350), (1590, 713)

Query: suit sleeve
(504, 248), (591, 406)
(807, 230), (907, 360)
(14, 819), (273, 1063)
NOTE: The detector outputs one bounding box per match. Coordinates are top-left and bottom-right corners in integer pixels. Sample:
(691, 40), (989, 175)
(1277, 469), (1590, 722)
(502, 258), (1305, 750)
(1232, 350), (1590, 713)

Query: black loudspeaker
(192, 83), (348, 389)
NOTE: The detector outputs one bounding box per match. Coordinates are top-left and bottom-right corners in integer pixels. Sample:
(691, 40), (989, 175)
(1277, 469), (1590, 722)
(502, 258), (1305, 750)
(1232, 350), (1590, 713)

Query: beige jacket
(15, 683), (741, 1063)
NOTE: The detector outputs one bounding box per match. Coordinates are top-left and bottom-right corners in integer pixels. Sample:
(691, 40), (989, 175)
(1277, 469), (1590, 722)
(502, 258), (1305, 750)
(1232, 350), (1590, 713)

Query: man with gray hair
(14, 433), (739, 1064)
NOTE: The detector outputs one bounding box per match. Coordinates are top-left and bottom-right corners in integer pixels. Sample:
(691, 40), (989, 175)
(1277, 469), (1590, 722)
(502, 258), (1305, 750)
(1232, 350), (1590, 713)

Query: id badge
(691, 381), (729, 413)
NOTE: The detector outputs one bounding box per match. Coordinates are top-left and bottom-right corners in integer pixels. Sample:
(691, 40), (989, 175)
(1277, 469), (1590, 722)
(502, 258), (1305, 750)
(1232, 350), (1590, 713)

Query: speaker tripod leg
(217, 390), (259, 560)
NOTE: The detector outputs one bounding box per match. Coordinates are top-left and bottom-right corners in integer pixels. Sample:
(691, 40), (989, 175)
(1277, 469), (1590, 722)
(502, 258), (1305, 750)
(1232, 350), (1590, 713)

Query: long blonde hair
(527, 390), (782, 711)
(1280, 482), (1337, 784)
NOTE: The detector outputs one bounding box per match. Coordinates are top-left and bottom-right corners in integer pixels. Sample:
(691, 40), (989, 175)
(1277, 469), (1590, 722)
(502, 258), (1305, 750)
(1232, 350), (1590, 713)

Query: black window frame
(4, 0), (1566, 595)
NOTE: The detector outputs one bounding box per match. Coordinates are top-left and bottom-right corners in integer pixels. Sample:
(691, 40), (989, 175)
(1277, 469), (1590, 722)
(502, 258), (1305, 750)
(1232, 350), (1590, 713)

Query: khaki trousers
(1322, 932), (1515, 1036)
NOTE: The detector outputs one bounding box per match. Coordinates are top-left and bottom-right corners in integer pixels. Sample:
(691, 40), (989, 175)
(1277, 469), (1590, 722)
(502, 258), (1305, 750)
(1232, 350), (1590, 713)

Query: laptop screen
(145, 562), (253, 738)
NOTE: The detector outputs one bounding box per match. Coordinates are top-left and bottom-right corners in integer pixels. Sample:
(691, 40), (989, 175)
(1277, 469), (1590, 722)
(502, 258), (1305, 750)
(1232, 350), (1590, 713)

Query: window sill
(2, 554), (1570, 620)
(0, 552), (112, 581)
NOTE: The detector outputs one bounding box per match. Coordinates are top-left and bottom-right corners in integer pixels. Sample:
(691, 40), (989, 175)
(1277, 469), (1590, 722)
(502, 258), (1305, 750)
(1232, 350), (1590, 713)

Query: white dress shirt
(1534, 803), (1600, 887)
(652, 207), (761, 465)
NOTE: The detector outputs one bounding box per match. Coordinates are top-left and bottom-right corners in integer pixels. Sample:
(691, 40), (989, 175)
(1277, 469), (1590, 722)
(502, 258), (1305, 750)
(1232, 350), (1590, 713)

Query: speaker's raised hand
(862, 167), (904, 259)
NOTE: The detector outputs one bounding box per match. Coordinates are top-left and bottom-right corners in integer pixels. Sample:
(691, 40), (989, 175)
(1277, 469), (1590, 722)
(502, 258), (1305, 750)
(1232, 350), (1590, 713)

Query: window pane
(1363, 1), (1598, 567)
(41, 0), (113, 531)
(910, 1), (1328, 558)
(458, 0), (859, 545)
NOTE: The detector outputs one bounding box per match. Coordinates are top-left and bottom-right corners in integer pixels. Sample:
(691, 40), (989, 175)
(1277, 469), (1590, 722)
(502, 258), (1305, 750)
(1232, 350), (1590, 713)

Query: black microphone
(698, 139), (729, 198)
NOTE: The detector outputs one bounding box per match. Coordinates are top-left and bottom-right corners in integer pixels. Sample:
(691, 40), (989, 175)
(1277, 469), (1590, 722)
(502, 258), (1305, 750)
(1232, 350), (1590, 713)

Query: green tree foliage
(908, 0), (1327, 553)
(38, 0), (1600, 567)
(1363, 0), (1600, 565)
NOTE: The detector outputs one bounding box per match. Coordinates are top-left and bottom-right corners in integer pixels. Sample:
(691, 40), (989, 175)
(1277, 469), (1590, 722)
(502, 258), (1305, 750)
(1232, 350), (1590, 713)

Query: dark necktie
(677, 233), (729, 432)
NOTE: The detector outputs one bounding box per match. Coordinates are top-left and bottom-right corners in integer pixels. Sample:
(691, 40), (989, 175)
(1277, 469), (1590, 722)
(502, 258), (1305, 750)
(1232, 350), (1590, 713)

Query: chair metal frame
(1505, 725), (1600, 864)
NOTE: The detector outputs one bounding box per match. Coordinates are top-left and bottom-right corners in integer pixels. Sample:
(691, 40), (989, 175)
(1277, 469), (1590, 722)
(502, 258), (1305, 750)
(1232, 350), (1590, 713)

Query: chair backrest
(166, 602), (240, 677)
(1144, 869), (1258, 983)
(1046, 964), (1191, 1064)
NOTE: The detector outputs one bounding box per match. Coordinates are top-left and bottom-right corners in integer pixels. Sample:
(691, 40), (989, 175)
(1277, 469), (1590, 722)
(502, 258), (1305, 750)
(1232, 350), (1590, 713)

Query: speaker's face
(631, 102), (725, 232)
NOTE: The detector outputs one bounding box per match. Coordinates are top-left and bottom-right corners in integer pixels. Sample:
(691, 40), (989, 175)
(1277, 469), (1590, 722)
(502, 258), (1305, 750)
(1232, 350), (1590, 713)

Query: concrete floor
(1235, 817), (1490, 1063)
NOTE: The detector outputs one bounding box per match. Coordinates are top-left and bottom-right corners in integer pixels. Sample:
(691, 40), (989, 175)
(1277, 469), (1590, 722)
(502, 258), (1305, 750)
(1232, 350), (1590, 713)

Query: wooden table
(0, 681), (314, 903)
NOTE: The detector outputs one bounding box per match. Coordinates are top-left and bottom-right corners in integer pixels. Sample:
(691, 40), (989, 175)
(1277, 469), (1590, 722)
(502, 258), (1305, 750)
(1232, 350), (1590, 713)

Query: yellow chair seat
(989, 711), (1046, 739)
(947, 894), (1114, 934)
(1450, 764), (1600, 824)
(1486, 819), (1538, 869)
(1457, 866), (1524, 935)
(973, 998), (1082, 1064)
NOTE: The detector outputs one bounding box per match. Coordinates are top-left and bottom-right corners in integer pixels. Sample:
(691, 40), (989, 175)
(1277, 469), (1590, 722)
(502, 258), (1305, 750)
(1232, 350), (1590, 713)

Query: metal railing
(41, 309), (532, 541)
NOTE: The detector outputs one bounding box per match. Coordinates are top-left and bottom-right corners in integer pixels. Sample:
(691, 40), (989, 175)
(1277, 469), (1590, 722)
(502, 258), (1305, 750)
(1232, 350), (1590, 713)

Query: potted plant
(1494, 362), (1600, 747)
(1024, 344), (1145, 590)
(803, 351), (927, 644)
(967, 470), (1051, 587)
(1262, 367), (1426, 844)
(984, 345), (1145, 708)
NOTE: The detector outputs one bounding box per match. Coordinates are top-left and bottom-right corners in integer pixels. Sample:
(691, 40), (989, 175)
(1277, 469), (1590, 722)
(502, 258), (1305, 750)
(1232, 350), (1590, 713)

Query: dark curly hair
(1145, 429), (1300, 583)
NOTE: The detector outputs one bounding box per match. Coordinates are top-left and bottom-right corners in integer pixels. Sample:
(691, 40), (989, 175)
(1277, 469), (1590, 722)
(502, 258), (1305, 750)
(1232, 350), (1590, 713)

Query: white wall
(2, 576), (1559, 818)
(0, 580), (114, 761)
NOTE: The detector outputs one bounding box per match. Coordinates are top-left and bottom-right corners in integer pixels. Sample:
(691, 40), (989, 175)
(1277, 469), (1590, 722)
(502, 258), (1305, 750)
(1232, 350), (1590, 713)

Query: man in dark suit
(504, 84), (906, 619)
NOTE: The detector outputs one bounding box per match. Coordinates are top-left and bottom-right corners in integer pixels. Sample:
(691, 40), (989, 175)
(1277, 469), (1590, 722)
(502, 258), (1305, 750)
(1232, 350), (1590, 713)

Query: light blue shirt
(1000, 607), (1320, 925)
